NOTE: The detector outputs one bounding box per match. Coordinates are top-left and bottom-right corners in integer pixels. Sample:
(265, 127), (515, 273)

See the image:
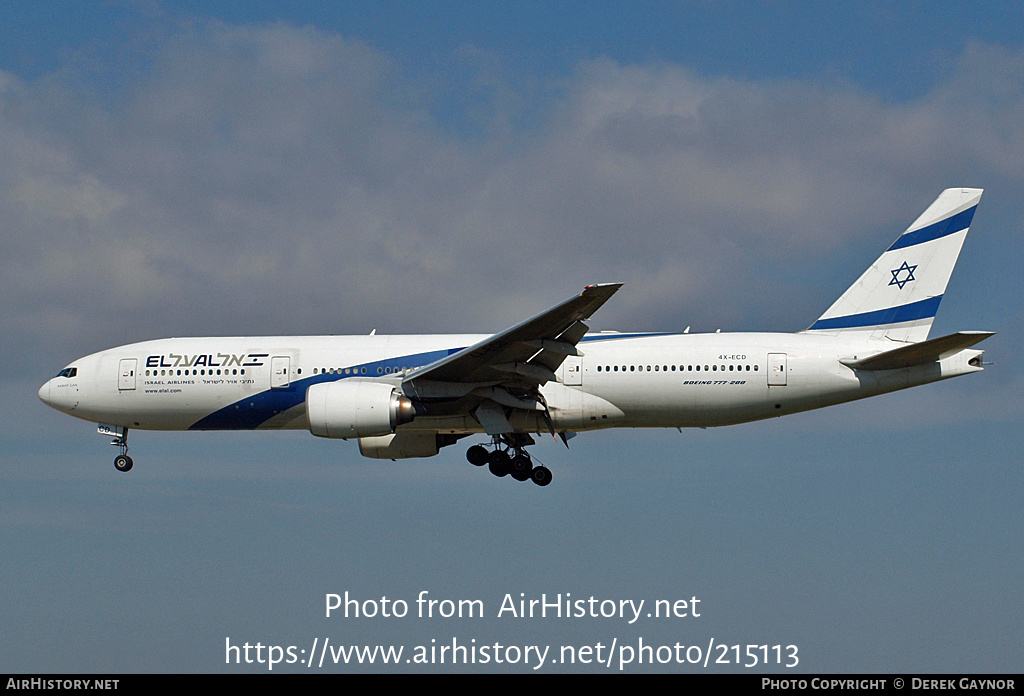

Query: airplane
(39, 188), (993, 486)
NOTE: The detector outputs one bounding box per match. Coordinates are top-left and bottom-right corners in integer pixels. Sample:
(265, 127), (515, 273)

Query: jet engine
(306, 381), (416, 438)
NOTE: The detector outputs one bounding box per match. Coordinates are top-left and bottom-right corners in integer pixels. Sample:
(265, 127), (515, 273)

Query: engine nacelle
(306, 381), (416, 439)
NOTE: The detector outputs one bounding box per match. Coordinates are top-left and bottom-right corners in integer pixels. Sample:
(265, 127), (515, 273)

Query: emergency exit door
(562, 356), (583, 386)
(767, 353), (787, 386)
(271, 356), (291, 389)
(118, 358), (137, 391)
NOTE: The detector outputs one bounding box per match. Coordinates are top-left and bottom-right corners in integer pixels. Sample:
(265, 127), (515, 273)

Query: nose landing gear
(110, 429), (133, 472)
(465, 435), (552, 487)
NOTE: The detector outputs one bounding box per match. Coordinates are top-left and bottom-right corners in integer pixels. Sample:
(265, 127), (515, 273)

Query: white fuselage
(38, 331), (984, 436)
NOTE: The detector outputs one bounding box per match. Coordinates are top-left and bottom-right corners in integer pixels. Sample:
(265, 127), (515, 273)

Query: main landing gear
(111, 429), (133, 473)
(466, 435), (552, 487)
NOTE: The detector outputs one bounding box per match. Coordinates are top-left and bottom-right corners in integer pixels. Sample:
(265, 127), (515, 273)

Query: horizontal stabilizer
(841, 331), (994, 371)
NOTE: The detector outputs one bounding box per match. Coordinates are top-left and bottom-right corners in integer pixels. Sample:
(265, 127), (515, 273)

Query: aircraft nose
(38, 379), (52, 406)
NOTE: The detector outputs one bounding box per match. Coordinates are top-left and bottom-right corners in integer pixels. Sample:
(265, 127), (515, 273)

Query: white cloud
(12, 173), (126, 222)
(1, 21), (1021, 405)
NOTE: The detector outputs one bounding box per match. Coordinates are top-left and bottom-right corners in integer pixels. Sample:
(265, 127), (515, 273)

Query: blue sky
(2, 1), (1022, 673)
(5, 2), (1022, 86)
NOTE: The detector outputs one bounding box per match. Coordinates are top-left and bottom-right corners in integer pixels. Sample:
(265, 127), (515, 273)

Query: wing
(401, 284), (622, 432)
(405, 283), (621, 388)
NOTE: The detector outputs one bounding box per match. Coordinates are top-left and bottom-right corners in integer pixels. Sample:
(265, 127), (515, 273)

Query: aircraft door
(561, 356), (583, 386)
(767, 353), (787, 386)
(118, 358), (137, 391)
(271, 356), (291, 389)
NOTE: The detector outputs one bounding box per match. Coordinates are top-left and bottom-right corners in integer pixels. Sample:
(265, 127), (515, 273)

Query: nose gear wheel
(110, 429), (133, 472)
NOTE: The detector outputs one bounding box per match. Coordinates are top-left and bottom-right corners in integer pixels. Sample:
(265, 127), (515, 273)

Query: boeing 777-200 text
(39, 188), (993, 486)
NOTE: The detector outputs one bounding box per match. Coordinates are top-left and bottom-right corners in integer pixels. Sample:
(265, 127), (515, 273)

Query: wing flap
(530, 320), (590, 372)
(474, 402), (515, 435)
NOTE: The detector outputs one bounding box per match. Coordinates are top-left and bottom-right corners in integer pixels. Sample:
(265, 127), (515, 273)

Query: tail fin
(804, 188), (983, 343)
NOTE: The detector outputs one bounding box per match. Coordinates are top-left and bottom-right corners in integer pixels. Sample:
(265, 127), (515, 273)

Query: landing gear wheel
(510, 454), (533, 482)
(530, 465), (552, 487)
(466, 445), (489, 466)
(488, 450), (511, 477)
(108, 427), (132, 472)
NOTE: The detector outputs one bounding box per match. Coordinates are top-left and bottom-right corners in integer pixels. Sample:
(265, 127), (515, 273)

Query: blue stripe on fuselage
(188, 333), (677, 429)
(188, 348), (452, 430)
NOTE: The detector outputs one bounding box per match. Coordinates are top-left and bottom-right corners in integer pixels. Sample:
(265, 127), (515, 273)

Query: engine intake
(306, 381), (416, 439)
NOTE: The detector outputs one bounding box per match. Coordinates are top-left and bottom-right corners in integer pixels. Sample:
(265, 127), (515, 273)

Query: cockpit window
(56, 367), (77, 378)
